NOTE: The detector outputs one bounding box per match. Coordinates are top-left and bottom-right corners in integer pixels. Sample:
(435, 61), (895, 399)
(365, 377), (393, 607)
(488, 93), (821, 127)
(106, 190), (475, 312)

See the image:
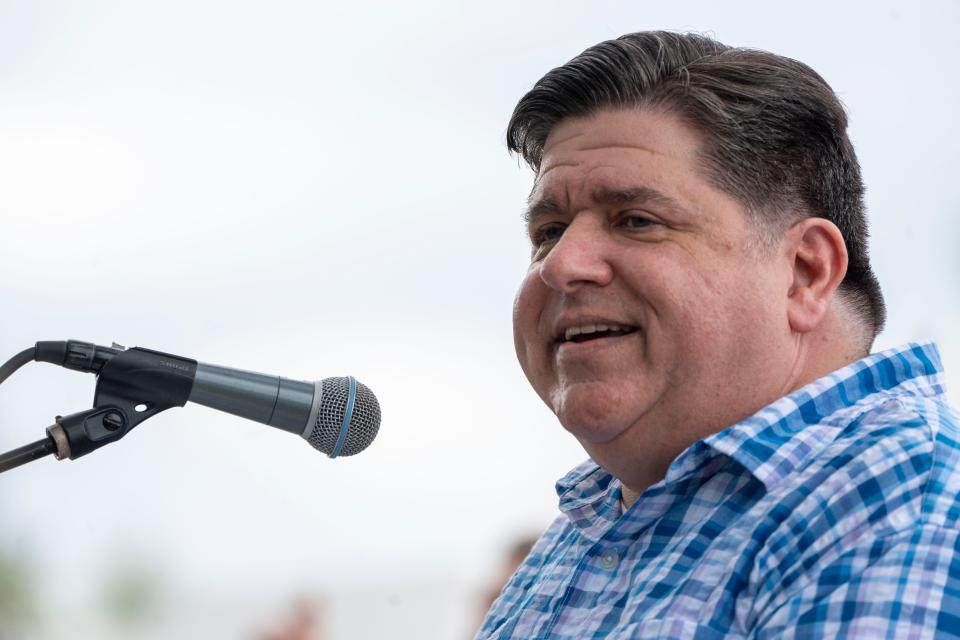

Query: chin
(554, 397), (634, 445)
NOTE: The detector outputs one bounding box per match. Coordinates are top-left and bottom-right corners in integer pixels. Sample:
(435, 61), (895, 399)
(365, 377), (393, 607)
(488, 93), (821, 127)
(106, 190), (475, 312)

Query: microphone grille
(307, 377), (381, 457)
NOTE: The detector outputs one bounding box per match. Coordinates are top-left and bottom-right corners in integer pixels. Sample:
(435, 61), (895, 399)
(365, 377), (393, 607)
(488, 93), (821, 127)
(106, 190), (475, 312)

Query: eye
(616, 211), (657, 230)
(531, 222), (566, 246)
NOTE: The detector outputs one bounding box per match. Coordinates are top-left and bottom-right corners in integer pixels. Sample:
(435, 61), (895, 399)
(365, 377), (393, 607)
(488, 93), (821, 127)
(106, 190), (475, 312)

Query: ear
(785, 218), (848, 334)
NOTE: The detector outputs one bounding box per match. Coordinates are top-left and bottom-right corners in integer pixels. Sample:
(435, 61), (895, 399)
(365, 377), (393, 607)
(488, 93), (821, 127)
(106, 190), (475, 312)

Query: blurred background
(1, 0), (958, 638)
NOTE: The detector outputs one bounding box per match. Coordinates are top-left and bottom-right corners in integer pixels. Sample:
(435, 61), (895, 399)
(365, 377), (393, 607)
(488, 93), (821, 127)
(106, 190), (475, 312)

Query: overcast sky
(1, 1), (958, 637)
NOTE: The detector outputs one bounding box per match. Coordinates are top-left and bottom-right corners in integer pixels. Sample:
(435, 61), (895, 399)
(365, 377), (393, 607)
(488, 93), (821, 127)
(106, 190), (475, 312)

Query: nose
(539, 214), (613, 293)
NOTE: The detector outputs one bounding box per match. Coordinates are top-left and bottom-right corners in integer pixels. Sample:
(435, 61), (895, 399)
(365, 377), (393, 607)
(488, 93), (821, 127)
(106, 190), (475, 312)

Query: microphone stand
(0, 436), (58, 473)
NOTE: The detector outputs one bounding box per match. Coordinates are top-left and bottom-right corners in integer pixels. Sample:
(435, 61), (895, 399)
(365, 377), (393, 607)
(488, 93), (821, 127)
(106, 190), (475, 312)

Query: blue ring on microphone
(329, 376), (356, 458)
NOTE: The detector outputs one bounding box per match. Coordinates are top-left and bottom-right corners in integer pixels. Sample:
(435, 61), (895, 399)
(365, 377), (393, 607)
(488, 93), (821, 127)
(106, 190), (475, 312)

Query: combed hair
(507, 31), (886, 342)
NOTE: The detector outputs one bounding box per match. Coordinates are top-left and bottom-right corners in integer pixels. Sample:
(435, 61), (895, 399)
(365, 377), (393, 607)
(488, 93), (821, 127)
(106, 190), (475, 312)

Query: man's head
(508, 32), (885, 488)
(510, 31), (885, 338)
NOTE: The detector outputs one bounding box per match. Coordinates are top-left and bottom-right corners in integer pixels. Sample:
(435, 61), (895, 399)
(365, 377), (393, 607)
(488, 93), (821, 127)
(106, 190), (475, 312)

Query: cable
(0, 347), (35, 386)
(0, 346), (55, 474)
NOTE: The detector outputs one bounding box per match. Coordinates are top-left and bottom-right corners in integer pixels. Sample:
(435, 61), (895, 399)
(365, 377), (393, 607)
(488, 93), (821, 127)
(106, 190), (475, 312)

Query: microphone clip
(47, 347), (198, 460)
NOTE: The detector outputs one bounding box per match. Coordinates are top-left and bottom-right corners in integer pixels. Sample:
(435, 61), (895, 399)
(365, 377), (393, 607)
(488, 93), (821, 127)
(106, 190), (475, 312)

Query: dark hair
(507, 31), (886, 342)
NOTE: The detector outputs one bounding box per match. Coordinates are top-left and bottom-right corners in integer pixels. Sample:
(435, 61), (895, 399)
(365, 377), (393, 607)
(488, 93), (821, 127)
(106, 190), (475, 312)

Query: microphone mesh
(307, 377), (381, 456)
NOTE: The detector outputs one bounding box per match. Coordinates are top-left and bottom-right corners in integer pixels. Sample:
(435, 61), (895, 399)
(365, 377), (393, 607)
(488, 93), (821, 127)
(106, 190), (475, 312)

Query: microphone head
(305, 377), (380, 457)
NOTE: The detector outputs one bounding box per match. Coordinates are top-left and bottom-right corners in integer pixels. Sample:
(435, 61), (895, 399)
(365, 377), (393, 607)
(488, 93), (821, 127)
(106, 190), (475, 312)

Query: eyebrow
(523, 185), (681, 223)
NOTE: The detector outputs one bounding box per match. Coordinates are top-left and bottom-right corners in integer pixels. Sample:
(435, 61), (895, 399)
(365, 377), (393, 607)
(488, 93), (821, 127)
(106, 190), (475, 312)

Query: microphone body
(189, 363), (316, 435)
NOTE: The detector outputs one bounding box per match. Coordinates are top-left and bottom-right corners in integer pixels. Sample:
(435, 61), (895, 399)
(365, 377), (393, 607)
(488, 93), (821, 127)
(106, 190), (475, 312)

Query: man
(477, 31), (960, 638)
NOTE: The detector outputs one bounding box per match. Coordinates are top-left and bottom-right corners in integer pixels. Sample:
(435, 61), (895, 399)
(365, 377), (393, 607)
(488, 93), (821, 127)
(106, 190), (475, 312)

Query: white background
(1, 1), (958, 638)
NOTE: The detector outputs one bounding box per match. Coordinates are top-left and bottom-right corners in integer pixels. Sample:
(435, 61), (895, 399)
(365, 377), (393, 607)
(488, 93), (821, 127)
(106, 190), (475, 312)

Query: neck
(599, 316), (867, 508)
(622, 486), (641, 509)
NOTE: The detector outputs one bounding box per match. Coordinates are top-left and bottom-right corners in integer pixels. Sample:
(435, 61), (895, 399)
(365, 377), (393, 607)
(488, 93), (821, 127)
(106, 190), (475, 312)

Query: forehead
(533, 108), (706, 207)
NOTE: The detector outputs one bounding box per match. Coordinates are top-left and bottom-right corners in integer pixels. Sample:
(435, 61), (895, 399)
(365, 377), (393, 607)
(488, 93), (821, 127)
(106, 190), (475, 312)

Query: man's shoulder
(837, 392), (960, 526)
(745, 391), (960, 624)
(759, 391), (960, 570)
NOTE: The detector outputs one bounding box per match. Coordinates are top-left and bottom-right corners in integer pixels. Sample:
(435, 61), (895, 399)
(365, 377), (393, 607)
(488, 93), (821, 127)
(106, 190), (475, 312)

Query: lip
(552, 316), (639, 343)
(555, 330), (639, 357)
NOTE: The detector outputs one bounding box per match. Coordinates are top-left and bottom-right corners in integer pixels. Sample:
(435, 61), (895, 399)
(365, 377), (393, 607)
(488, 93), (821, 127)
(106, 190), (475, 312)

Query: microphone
(191, 363), (380, 457)
(32, 340), (381, 459)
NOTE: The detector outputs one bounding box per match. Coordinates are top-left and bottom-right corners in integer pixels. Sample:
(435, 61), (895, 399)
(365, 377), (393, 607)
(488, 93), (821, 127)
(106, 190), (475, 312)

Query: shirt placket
(542, 485), (687, 638)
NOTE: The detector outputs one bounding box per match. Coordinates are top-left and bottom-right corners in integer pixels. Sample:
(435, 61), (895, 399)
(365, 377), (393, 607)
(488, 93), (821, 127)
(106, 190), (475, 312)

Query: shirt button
(599, 550), (619, 569)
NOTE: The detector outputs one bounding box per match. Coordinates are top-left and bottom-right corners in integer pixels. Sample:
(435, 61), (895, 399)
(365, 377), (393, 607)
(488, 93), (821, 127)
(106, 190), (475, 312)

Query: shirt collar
(555, 342), (945, 531)
(555, 459), (623, 539)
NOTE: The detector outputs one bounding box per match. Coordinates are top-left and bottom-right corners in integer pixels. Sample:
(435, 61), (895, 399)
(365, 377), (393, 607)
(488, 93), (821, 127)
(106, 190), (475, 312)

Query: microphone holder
(0, 346), (197, 474)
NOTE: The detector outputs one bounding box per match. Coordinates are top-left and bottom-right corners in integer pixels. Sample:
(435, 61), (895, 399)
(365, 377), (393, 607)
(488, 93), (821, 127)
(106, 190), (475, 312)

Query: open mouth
(559, 323), (639, 344)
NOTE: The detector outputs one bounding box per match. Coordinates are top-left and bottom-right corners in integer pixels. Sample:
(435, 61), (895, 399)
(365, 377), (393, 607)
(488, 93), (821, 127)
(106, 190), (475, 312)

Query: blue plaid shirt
(478, 342), (960, 639)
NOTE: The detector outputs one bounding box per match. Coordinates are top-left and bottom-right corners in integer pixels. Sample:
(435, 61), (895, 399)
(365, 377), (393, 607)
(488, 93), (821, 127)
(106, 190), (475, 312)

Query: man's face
(513, 109), (792, 452)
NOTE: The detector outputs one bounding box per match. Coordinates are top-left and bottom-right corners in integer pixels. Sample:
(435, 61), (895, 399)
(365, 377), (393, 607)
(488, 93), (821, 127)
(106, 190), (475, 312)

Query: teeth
(563, 324), (633, 341)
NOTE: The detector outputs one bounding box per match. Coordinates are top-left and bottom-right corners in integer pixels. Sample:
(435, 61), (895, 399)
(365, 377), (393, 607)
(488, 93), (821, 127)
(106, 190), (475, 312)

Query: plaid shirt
(477, 342), (960, 639)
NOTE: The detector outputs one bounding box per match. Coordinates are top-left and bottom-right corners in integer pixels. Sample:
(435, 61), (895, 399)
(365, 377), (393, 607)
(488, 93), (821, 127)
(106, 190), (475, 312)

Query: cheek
(642, 265), (744, 357)
(512, 268), (547, 370)
(672, 268), (782, 353)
